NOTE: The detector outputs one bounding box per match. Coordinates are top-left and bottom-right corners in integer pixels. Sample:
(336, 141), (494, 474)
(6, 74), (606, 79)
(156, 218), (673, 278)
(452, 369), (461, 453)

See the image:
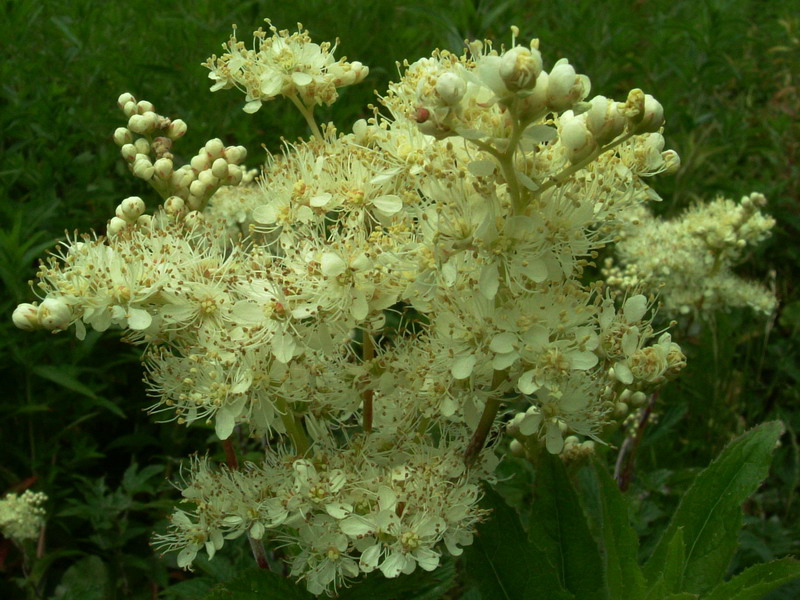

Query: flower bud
(517, 71), (549, 121)
(499, 46), (543, 92)
(620, 88), (645, 121)
(132, 157), (154, 180)
(154, 157), (174, 180)
(167, 119), (188, 140)
(108, 216), (128, 237)
(173, 166), (195, 189)
(117, 92), (135, 108)
(547, 59), (590, 111)
(164, 196), (185, 216)
(191, 152), (210, 172)
(12, 303), (39, 330)
(509, 439), (526, 457)
(137, 100), (155, 114)
(561, 115), (597, 163)
(350, 61), (369, 84)
(142, 111), (159, 131)
(631, 94), (664, 133)
(187, 195), (204, 211)
(127, 114), (146, 134)
(223, 146), (245, 164)
(123, 101), (138, 118)
(119, 196), (145, 221)
(37, 297), (71, 330)
(211, 157), (229, 179)
(506, 412), (525, 435)
(133, 138), (150, 155)
(113, 127), (133, 147)
(227, 164), (243, 185)
(661, 149), (680, 174)
(120, 143), (137, 162)
(136, 214), (152, 230)
(151, 136), (172, 157)
(435, 72), (467, 105)
(352, 119), (369, 144)
(198, 170), (219, 187)
(205, 138), (225, 160)
(189, 179), (208, 198)
(585, 96), (625, 145)
(184, 210), (204, 228)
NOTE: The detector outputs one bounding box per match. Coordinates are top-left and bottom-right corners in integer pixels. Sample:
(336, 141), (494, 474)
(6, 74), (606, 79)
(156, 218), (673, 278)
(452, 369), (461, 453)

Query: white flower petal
(490, 332), (516, 354)
(451, 354), (476, 379)
(291, 71), (313, 86)
(321, 252), (347, 277)
(479, 263), (499, 299)
(359, 543), (381, 571)
(340, 516), (373, 537)
(127, 308), (152, 330)
(380, 551), (406, 578)
(517, 369), (540, 395)
(372, 194), (403, 216)
(570, 351), (598, 370)
(215, 408), (235, 440)
(623, 295), (648, 322)
(325, 502), (353, 520)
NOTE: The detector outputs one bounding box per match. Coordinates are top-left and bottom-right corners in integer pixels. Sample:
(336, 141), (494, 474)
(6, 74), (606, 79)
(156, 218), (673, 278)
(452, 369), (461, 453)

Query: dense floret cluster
(12, 19), (772, 595)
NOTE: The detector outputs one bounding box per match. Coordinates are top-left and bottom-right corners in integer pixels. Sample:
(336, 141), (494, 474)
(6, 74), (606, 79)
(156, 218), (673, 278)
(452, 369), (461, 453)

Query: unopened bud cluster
(115, 93), (247, 214)
(10, 21), (732, 595)
(604, 193), (776, 316)
(0, 490), (47, 545)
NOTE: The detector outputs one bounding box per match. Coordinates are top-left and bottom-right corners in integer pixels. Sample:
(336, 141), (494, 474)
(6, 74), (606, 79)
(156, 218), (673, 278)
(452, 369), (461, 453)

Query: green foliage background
(0, 0), (798, 598)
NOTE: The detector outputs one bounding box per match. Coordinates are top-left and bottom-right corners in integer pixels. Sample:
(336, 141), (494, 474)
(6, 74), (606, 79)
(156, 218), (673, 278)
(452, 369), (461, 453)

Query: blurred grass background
(1, 0), (798, 597)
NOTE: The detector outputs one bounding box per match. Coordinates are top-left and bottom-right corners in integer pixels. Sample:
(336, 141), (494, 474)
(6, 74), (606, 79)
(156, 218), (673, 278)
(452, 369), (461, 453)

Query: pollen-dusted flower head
(604, 192), (776, 317)
(204, 20), (369, 114)
(0, 490), (47, 545)
(11, 17), (725, 595)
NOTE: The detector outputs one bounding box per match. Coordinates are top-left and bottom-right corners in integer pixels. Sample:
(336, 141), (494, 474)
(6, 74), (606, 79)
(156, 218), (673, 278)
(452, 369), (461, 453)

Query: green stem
(471, 114), (526, 214)
(287, 93), (323, 141)
(248, 537), (270, 570)
(463, 369), (509, 468)
(361, 329), (374, 434)
(532, 131), (635, 201)
(276, 395), (310, 455)
(221, 438), (269, 570)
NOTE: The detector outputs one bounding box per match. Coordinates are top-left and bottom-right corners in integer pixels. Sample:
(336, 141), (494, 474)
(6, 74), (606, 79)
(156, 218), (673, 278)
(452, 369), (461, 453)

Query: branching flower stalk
(11, 17), (775, 595)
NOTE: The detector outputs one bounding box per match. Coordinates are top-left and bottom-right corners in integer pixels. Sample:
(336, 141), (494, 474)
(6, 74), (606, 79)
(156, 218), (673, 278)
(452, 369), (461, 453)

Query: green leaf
(463, 486), (573, 600)
(31, 364), (126, 418)
(55, 555), (110, 600)
(643, 421), (784, 595)
(163, 578), (216, 599)
(202, 567), (313, 600)
(580, 461), (646, 600)
(652, 527), (686, 595)
(339, 559), (455, 599)
(528, 452), (606, 599)
(703, 558), (800, 600)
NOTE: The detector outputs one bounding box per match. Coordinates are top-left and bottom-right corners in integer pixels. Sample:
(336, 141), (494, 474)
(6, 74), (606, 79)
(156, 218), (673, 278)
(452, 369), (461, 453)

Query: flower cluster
(14, 22), (694, 594)
(603, 193), (776, 317)
(113, 93), (249, 211)
(203, 20), (369, 114)
(155, 432), (493, 594)
(0, 490), (47, 545)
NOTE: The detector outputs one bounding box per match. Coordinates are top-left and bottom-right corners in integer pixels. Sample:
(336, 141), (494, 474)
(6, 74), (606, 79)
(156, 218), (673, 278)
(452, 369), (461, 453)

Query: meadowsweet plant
(603, 193), (777, 318)
(0, 490), (47, 547)
(17, 19), (792, 597)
